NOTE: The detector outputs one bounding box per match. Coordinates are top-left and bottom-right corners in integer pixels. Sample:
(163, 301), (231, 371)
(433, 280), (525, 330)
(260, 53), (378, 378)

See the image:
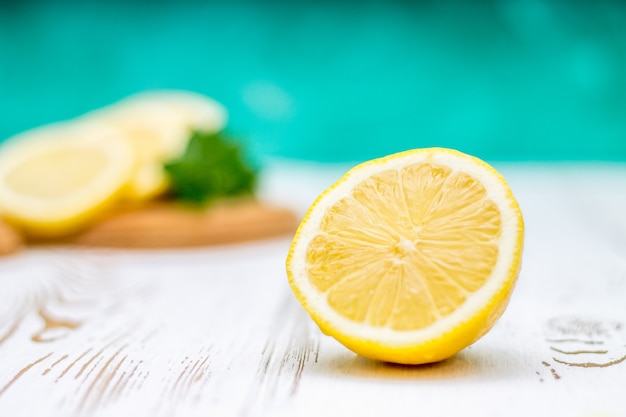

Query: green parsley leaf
(163, 131), (257, 205)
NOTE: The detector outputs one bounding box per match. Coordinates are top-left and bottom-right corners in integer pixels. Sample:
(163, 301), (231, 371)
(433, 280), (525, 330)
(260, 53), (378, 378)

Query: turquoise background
(1, 0), (625, 162)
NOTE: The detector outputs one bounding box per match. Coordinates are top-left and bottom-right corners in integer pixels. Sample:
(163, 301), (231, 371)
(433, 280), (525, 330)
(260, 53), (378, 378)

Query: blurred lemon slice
(122, 90), (228, 133)
(88, 101), (189, 200)
(0, 121), (134, 238)
(88, 90), (227, 201)
(286, 148), (524, 364)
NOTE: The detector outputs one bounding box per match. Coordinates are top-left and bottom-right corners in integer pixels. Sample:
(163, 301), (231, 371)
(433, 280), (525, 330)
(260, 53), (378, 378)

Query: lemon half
(0, 121), (134, 238)
(286, 148), (524, 365)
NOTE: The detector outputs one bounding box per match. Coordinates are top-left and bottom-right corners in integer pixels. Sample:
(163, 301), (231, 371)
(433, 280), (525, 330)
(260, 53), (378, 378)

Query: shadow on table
(311, 344), (527, 381)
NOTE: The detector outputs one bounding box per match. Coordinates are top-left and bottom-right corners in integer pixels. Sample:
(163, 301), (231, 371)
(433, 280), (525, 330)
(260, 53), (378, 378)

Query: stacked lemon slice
(84, 91), (227, 200)
(0, 90), (226, 238)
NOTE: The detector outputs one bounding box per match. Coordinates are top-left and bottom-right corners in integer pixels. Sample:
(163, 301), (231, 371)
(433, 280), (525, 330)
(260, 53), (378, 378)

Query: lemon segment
(286, 148), (524, 365)
(0, 121), (134, 238)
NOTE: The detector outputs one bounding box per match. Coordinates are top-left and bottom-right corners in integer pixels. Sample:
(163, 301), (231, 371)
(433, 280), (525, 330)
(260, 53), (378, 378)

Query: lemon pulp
(306, 162), (501, 331)
(5, 148), (108, 199)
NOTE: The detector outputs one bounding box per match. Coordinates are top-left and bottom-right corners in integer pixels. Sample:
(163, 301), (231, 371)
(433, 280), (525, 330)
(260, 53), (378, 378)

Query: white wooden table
(1, 161), (626, 417)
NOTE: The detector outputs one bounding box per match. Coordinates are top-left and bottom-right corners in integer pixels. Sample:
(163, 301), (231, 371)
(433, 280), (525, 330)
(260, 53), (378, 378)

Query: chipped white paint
(1, 162), (626, 417)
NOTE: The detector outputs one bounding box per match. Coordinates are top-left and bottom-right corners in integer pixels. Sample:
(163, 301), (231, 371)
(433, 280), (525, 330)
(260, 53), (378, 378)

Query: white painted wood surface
(1, 161), (626, 417)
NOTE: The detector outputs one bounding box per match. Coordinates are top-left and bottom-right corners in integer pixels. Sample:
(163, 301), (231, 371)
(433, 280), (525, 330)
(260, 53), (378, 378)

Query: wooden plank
(63, 200), (299, 248)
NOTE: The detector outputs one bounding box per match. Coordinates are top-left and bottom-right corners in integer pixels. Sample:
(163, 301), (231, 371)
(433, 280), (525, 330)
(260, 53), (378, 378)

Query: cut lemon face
(0, 121), (134, 238)
(286, 148), (524, 365)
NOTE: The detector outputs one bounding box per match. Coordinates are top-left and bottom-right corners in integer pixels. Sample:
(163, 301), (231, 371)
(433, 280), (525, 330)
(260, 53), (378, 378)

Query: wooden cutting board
(0, 200), (298, 253)
(0, 220), (22, 255)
